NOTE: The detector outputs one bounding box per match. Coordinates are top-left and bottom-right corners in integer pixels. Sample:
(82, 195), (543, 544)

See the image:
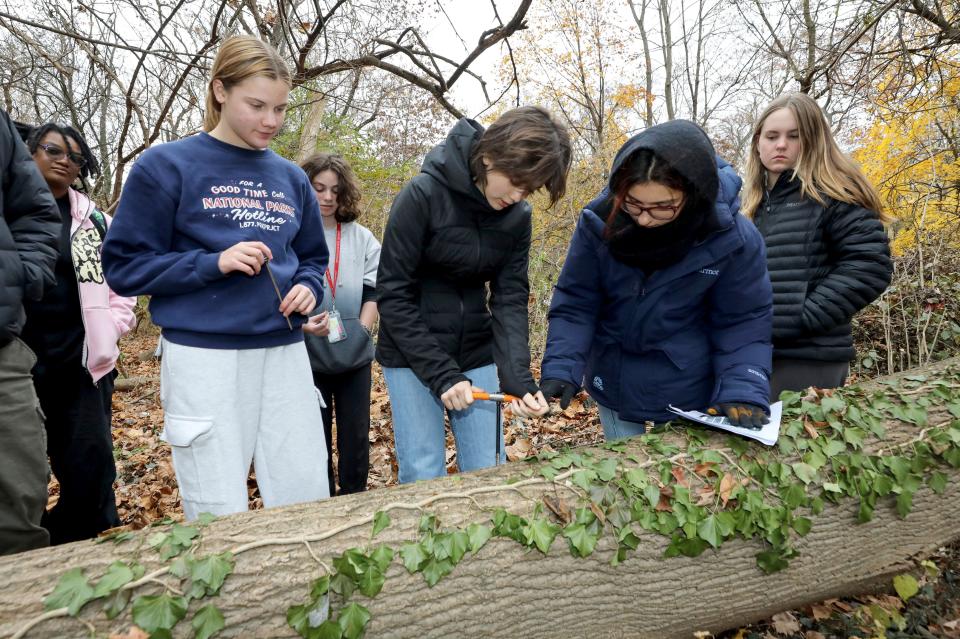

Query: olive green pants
(0, 338), (50, 555)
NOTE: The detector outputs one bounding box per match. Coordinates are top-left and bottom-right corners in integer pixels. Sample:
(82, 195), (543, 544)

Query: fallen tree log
(2, 359), (960, 639)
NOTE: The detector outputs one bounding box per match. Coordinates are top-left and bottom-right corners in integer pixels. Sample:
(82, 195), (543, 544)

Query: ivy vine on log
(2, 359), (960, 638)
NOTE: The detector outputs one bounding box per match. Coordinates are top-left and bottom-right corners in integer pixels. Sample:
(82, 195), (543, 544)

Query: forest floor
(53, 325), (959, 639)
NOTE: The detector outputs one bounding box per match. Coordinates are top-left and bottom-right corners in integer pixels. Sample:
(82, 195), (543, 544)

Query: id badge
(327, 309), (347, 343)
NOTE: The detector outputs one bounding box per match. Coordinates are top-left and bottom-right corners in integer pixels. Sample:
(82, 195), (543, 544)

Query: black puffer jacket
(0, 110), (60, 345)
(376, 119), (537, 398)
(753, 173), (892, 362)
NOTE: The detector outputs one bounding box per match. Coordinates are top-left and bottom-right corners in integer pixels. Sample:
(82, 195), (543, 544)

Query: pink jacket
(68, 188), (137, 383)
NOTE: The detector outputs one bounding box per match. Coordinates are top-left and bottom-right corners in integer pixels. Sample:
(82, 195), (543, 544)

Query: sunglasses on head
(38, 142), (86, 168)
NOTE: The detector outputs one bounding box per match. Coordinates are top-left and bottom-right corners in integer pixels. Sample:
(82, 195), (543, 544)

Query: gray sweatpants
(0, 338), (50, 555)
(160, 339), (330, 521)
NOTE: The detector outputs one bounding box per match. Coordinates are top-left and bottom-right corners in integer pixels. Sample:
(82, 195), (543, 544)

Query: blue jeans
(598, 404), (649, 440)
(383, 364), (504, 483)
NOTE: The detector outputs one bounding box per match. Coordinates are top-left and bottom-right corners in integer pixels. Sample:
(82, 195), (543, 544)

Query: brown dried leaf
(670, 466), (690, 487)
(771, 611), (800, 635)
(808, 603), (832, 620)
(693, 462), (717, 477)
(718, 472), (737, 507)
(541, 495), (573, 525)
(695, 487), (715, 507)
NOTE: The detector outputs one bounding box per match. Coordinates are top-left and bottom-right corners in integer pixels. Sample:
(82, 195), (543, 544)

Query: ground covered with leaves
(50, 326), (960, 639)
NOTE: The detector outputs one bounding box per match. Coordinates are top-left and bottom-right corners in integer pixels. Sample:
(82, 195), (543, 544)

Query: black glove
(707, 403), (769, 429)
(539, 379), (579, 410)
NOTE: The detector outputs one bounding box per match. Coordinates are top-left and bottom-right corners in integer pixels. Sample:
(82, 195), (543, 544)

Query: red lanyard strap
(324, 223), (342, 299)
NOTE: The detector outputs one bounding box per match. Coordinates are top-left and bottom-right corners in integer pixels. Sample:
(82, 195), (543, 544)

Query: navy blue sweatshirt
(102, 133), (328, 349)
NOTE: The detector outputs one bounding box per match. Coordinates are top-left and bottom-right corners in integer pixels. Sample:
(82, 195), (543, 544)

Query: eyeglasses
(621, 196), (683, 220)
(38, 143), (86, 168)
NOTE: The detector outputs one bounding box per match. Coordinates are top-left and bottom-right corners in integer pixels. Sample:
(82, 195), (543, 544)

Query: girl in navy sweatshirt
(102, 36), (331, 520)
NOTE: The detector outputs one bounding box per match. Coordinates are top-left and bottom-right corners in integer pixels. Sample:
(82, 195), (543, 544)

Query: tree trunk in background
(1, 359), (959, 638)
(296, 94), (327, 165)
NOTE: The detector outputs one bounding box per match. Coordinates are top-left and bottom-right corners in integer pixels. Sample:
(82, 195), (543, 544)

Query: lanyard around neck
(324, 223), (342, 299)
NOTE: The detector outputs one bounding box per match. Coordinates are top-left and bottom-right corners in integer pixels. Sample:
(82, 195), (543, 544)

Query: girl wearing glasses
(20, 123), (137, 543)
(102, 36), (331, 520)
(742, 94), (891, 399)
(540, 120), (773, 436)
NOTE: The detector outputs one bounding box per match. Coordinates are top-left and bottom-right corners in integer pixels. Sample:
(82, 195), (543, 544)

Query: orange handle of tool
(472, 391), (520, 403)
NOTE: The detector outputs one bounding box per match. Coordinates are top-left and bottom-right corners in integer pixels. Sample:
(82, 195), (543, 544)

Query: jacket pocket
(81, 306), (122, 378)
(641, 344), (713, 411)
(161, 414), (225, 505)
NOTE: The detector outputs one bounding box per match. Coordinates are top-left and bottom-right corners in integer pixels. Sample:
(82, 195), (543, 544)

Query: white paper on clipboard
(667, 401), (783, 446)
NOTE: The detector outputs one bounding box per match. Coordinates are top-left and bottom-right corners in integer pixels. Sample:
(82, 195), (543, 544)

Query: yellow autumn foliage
(853, 68), (960, 255)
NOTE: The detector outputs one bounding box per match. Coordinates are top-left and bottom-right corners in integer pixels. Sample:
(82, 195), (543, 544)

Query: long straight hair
(203, 36), (291, 132)
(742, 93), (890, 223)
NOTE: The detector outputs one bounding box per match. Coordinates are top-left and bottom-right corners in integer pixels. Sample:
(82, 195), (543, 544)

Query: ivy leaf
(466, 523), (492, 553)
(287, 603), (310, 636)
(643, 484), (661, 509)
(44, 567), (95, 615)
(791, 462), (817, 485)
(357, 564), (385, 598)
(196, 512), (217, 526)
(338, 602), (371, 639)
(594, 457), (618, 482)
(896, 490), (914, 518)
(858, 500), (874, 523)
(158, 524), (200, 561)
(822, 440), (846, 457)
(101, 585), (135, 619)
(93, 561), (135, 599)
(131, 594), (188, 633)
(370, 545), (394, 573)
(329, 572), (356, 599)
(192, 604), (225, 639)
(314, 620), (343, 639)
(371, 511), (390, 537)
(792, 517), (812, 536)
(664, 533), (709, 558)
(928, 471), (948, 494)
(696, 515), (723, 548)
(623, 467), (649, 488)
(420, 556), (454, 587)
(884, 456), (911, 484)
(756, 549), (790, 574)
(523, 518), (560, 554)
(310, 576), (330, 599)
(399, 542), (428, 574)
(562, 523), (599, 558)
(893, 574), (920, 601)
(190, 552), (234, 596)
(570, 469), (598, 492)
(418, 514), (437, 533)
(781, 484), (806, 510)
(448, 531), (470, 564)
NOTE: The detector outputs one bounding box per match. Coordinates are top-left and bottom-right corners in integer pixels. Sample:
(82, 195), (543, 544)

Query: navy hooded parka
(541, 120), (773, 423)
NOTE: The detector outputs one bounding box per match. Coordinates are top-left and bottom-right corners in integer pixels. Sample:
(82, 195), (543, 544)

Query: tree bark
(2, 359), (959, 639)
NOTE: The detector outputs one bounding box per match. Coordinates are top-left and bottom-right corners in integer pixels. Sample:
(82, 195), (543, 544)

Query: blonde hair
(742, 93), (890, 223)
(203, 36), (291, 132)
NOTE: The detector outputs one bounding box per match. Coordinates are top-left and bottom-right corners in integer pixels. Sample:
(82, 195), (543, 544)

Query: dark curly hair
(300, 153), (362, 223)
(25, 122), (101, 186)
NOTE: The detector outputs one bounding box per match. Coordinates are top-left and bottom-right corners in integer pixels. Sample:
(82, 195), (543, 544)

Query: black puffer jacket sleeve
(376, 182), (469, 397)
(0, 111), (59, 343)
(489, 213), (538, 397)
(801, 201), (892, 334)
